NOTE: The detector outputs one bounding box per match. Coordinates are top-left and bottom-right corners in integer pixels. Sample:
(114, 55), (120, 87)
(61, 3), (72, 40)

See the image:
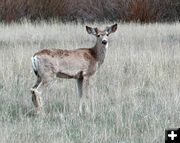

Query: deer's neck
(93, 42), (108, 67)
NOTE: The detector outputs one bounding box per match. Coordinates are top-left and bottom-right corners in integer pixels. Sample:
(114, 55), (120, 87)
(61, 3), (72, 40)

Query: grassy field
(0, 22), (180, 143)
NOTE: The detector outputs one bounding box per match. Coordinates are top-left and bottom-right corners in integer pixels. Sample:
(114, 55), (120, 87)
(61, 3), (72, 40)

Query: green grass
(0, 22), (180, 143)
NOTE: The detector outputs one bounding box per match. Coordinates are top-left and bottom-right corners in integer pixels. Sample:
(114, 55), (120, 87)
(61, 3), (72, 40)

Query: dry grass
(0, 22), (180, 143)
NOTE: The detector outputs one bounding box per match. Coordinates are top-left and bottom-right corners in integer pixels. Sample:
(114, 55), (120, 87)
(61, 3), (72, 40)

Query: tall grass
(0, 22), (180, 143)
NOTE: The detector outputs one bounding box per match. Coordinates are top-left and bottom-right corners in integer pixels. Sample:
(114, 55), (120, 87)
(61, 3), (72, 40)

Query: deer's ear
(106, 24), (117, 35)
(86, 26), (97, 36)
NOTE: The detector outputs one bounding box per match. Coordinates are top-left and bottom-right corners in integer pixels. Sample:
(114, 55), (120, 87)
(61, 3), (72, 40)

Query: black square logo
(165, 128), (180, 143)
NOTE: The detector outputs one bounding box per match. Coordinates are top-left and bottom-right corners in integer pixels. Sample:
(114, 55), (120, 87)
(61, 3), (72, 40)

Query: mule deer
(31, 24), (117, 115)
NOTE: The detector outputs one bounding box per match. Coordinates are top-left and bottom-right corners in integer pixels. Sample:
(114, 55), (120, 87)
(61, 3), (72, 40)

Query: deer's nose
(102, 40), (107, 45)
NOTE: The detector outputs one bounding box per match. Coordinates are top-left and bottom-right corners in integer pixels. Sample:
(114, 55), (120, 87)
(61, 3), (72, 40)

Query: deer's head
(86, 24), (117, 46)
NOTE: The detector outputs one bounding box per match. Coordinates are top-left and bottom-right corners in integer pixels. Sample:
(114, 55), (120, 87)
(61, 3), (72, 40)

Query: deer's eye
(97, 35), (100, 37)
(106, 34), (109, 36)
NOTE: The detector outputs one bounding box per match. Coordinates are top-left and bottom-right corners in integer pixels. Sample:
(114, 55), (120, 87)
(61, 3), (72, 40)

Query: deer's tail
(31, 56), (39, 77)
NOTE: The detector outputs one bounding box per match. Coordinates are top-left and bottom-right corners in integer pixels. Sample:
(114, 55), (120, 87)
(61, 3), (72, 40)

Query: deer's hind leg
(31, 76), (50, 115)
(31, 77), (42, 114)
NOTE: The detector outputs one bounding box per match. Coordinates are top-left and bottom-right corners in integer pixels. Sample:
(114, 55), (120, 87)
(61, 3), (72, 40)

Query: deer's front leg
(78, 76), (91, 115)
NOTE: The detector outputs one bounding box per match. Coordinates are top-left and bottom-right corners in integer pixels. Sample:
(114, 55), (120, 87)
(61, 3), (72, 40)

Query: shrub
(0, 0), (179, 22)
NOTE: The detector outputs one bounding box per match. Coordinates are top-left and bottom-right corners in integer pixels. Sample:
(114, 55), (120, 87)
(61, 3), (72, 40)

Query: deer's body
(31, 24), (117, 115)
(32, 48), (98, 80)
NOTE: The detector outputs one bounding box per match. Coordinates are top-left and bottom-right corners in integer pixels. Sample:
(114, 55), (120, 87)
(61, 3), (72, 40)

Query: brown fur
(35, 49), (71, 58)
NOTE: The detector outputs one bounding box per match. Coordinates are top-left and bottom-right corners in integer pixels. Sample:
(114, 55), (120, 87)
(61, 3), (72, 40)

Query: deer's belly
(56, 70), (83, 79)
(55, 61), (87, 79)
